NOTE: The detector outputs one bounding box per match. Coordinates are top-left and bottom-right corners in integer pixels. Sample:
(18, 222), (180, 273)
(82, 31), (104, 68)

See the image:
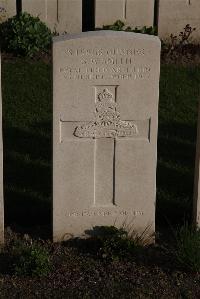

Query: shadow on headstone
(61, 225), (178, 271)
(61, 225), (128, 256)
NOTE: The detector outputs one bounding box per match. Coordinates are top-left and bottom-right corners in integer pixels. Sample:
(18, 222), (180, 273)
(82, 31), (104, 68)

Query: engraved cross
(60, 85), (149, 207)
(74, 85), (138, 207)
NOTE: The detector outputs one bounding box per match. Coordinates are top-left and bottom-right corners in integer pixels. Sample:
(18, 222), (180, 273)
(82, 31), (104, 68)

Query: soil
(0, 228), (200, 299)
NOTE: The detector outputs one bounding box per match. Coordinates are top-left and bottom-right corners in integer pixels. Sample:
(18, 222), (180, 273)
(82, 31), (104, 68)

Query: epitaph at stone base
(53, 31), (160, 242)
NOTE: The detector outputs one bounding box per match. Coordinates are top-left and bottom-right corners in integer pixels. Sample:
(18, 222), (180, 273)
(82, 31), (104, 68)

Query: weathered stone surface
(53, 31), (160, 242)
(56, 0), (82, 34)
(95, 0), (154, 29)
(22, 0), (82, 34)
(158, 0), (200, 42)
(0, 0), (16, 23)
(0, 53), (4, 244)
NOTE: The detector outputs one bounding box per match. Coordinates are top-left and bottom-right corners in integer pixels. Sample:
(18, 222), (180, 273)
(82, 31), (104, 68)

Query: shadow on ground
(156, 121), (197, 227)
(3, 121), (52, 238)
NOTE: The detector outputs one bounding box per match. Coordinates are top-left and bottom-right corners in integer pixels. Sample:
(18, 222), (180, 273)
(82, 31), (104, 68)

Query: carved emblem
(74, 88), (138, 138)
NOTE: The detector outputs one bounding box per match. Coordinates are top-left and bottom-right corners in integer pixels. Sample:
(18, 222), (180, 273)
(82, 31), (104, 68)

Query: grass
(1, 59), (200, 236)
(157, 65), (200, 227)
(175, 223), (200, 272)
(2, 59), (52, 235)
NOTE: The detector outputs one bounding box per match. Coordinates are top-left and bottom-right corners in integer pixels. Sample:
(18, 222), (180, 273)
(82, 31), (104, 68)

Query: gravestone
(158, 0), (200, 43)
(193, 102), (200, 227)
(95, 0), (154, 29)
(0, 0), (16, 23)
(53, 31), (160, 242)
(56, 0), (82, 34)
(0, 53), (4, 244)
(22, 0), (56, 31)
(22, 0), (82, 34)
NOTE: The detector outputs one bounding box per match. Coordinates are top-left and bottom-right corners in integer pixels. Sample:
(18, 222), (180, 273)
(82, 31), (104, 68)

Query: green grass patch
(2, 58), (52, 231)
(175, 223), (200, 272)
(157, 65), (200, 226)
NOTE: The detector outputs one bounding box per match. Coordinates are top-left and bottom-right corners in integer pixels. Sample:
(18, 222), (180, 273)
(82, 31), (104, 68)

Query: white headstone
(95, 0), (154, 29)
(0, 0), (16, 23)
(0, 53), (4, 244)
(56, 0), (82, 34)
(158, 0), (200, 43)
(22, 0), (82, 34)
(53, 31), (160, 242)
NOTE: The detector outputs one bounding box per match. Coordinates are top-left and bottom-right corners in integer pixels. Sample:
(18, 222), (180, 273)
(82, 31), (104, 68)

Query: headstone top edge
(53, 30), (161, 45)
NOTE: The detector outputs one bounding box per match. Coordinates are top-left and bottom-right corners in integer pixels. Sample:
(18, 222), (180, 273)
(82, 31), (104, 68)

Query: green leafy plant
(0, 12), (52, 57)
(101, 20), (156, 35)
(11, 240), (51, 277)
(96, 226), (145, 260)
(102, 20), (125, 31)
(175, 223), (200, 272)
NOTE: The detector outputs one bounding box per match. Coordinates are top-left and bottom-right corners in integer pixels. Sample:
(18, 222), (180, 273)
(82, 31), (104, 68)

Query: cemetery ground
(0, 53), (200, 298)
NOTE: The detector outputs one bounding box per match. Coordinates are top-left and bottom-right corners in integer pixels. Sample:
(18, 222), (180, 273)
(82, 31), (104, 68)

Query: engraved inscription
(67, 210), (144, 217)
(60, 66), (151, 81)
(74, 88), (138, 139)
(65, 48), (145, 56)
(60, 47), (151, 81)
